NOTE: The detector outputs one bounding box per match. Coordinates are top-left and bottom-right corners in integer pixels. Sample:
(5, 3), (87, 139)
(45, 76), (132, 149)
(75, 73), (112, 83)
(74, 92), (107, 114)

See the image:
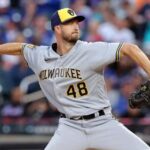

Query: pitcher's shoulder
(78, 40), (102, 47)
(37, 45), (51, 50)
(78, 40), (101, 50)
(78, 40), (91, 45)
(23, 44), (50, 50)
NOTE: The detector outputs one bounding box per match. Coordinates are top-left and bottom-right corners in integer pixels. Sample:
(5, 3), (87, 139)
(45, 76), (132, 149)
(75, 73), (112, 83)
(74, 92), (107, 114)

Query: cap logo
(67, 9), (75, 16)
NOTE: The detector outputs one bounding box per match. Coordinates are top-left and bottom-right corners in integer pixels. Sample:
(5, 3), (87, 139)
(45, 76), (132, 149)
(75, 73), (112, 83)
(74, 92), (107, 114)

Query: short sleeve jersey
(22, 40), (122, 117)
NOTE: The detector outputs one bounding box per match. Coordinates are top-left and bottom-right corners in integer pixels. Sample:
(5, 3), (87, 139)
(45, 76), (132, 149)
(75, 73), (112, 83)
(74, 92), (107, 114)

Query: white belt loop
(104, 107), (111, 115)
(95, 112), (99, 117)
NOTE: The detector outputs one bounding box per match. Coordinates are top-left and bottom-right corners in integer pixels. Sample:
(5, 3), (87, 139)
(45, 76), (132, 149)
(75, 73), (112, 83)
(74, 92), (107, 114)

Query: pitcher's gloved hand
(128, 80), (150, 108)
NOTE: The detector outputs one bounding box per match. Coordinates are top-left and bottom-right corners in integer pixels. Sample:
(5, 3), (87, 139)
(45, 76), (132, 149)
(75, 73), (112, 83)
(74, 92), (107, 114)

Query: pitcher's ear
(54, 25), (61, 34)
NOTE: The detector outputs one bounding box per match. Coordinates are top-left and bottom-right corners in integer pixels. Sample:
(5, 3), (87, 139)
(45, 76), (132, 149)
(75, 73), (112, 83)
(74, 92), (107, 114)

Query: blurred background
(0, 0), (150, 149)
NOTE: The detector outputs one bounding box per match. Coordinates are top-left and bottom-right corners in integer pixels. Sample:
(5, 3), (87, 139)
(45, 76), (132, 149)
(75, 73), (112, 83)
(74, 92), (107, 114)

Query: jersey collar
(50, 40), (81, 58)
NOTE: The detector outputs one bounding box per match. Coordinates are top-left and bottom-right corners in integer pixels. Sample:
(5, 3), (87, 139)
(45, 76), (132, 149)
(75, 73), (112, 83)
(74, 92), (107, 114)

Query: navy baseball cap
(50, 8), (85, 30)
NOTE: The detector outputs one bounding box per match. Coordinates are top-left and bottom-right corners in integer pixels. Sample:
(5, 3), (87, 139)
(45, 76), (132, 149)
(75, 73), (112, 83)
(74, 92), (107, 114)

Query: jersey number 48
(66, 82), (88, 98)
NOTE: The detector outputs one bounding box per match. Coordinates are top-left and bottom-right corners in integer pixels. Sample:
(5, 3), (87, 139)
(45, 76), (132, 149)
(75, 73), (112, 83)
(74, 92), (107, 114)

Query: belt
(60, 109), (105, 120)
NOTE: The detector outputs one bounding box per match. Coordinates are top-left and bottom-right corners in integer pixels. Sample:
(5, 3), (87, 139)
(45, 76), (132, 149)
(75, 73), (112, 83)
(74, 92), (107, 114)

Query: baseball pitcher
(0, 8), (150, 150)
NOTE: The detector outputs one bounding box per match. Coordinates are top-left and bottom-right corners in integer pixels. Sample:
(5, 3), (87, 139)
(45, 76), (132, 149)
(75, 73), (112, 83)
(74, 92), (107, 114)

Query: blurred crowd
(0, 0), (150, 120)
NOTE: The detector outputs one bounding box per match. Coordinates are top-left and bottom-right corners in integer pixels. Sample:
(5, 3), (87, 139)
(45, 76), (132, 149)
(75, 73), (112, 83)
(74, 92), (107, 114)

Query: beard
(62, 31), (80, 44)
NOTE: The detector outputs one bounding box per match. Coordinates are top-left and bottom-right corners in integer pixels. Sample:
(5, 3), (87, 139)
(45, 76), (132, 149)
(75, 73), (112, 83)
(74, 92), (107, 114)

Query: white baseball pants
(45, 114), (150, 150)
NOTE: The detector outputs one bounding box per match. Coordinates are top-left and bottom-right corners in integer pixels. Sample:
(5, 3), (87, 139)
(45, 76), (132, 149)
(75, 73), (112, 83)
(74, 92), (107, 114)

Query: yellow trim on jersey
(58, 8), (77, 22)
(21, 43), (26, 55)
(21, 44), (29, 66)
(116, 43), (123, 62)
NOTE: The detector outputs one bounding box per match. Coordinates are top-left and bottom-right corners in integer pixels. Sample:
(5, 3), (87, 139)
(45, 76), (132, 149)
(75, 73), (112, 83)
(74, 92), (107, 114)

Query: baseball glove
(128, 80), (150, 108)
